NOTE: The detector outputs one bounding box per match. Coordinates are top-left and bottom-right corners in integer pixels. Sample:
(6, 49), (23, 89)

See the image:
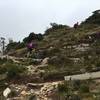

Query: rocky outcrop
(3, 84), (37, 100)
(3, 87), (11, 98)
(36, 82), (60, 100)
(27, 83), (43, 89)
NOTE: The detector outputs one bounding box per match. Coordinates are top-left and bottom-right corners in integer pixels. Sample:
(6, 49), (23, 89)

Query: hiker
(73, 22), (79, 29)
(27, 41), (35, 57)
(95, 32), (100, 38)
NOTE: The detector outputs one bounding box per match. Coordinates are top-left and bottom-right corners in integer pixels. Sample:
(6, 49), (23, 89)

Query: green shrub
(58, 82), (68, 93)
(8, 91), (17, 98)
(0, 66), (7, 74)
(79, 84), (89, 93)
(43, 71), (69, 81)
(68, 94), (81, 100)
(72, 80), (81, 90)
(3, 62), (26, 79)
(48, 56), (72, 67)
(0, 58), (7, 65)
(28, 59), (41, 65)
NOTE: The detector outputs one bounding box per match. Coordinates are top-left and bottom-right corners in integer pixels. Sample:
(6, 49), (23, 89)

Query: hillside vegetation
(5, 10), (100, 76)
(0, 9), (100, 100)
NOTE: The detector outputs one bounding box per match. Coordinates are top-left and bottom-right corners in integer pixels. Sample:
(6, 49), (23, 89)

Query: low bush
(79, 84), (89, 93)
(72, 80), (81, 90)
(0, 58), (7, 65)
(43, 71), (70, 81)
(1, 62), (26, 79)
(58, 83), (68, 93)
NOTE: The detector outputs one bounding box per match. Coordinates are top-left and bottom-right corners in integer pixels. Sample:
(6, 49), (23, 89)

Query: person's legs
(27, 48), (32, 57)
(29, 48), (32, 54)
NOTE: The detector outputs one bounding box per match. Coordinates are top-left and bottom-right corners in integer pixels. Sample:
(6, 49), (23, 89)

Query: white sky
(0, 0), (100, 42)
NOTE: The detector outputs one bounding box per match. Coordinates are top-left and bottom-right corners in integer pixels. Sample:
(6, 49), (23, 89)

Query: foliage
(23, 32), (43, 43)
(57, 80), (93, 100)
(79, 84), (89, 93)
(48, 55), (72, 67)
(58, 82), (68, 93)
(44, 23), (70, 35)
(28, 59), (42, 65)
(6, 42), (25, 52)
(0, 58), (7, 65)
(6, 32), (43, 53)
(1, 62), (26, 79)
(82, 9), (100, 25)
(43, 70), (67, 81)
(72, 80), (81, 90)
(5, 10), (100, 73)
(58, 81), (81, 100)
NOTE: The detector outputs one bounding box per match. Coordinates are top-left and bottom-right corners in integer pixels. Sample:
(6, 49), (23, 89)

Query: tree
(23, 32), (43, 43)
(50, 23), (58, 28)
(6, 41), (25, 52)
(45, 23), (70, 35)
(23, 32), (36, 43)
(83, 9), (100, 25)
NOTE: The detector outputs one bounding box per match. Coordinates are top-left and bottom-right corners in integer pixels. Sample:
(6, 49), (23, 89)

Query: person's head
(76, 22), (79, 25)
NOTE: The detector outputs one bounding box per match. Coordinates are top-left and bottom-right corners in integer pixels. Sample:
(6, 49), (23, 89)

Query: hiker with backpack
(27, 41), (36, 57)
(73, 22), (79, 29)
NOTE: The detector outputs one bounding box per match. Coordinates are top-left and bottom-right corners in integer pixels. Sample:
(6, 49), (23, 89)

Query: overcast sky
(0, 0), (100, 42)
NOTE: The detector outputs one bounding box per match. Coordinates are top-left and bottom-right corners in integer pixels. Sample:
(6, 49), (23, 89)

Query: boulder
(3, 87), (11, 98)
(20, 90), (28, 96)
(41, 57), (49, 65)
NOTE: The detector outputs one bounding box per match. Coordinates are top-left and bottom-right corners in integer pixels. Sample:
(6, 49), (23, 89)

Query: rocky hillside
(5, 10), (100, 76)
(0, 9), (100, 100)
